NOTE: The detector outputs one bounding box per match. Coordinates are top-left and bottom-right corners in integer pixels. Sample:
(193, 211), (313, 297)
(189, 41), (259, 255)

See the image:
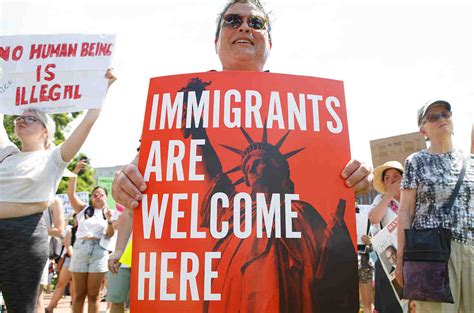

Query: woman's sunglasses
(93, 192), (106, 198)
(423, 111), (452, 124)
(13, 116), (45, 126)
(222, 14), (267, 31)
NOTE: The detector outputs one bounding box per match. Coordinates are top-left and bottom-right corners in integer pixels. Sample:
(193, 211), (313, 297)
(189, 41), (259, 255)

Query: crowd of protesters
(356, 100), (473, 313)
(1, 0), (473, 313)
(0, 68), (116, 313)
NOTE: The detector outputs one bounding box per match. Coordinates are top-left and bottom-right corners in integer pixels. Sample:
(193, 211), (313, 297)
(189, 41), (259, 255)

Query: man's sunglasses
(222, 14), (267, 31)
(423, 111), (452, 124)
(13, 116), (45, 126)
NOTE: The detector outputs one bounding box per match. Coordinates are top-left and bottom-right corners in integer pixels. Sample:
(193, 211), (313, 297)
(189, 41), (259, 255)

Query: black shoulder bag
(402, 155), (467, 303)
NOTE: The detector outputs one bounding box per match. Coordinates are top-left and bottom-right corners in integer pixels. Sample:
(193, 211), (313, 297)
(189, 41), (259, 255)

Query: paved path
(43, 292), (108, 313)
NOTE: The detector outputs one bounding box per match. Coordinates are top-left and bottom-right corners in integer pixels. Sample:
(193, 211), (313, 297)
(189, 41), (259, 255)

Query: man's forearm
(115, 210), (133, 254)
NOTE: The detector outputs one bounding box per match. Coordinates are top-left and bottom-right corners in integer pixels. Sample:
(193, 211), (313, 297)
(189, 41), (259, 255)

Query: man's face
(385, 248), (397, 266)
(215, 2), (271, 71)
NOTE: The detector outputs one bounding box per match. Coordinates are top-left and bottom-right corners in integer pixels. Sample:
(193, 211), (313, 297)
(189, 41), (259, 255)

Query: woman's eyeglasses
(423, 111), (452, 124)
(13, 116), (45, 126)
(222, 14), (267, 31)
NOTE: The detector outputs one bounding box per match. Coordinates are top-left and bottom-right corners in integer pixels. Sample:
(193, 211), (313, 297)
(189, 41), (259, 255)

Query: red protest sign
(132, 71), (358, 312)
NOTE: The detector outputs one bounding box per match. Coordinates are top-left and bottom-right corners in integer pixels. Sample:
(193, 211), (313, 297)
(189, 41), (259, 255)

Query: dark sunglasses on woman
(423, 111), (452, 124)
(222, 14), (267, 30)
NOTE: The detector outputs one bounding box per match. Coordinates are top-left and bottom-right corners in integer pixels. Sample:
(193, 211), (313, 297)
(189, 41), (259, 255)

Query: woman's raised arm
(67, 160), (88, 213)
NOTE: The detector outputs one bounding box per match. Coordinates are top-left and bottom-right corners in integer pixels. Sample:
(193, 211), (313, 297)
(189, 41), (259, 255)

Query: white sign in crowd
(356, 204), (371, 246)
(56, 191), (89, 215)
(0, 33), (115, 114)
(371, 218), (408, 310)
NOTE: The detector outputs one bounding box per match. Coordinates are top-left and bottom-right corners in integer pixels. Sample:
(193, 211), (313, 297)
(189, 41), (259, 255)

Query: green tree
(3, 112), (96, 194)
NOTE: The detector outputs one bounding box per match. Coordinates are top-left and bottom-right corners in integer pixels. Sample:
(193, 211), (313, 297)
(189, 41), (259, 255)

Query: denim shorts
(69, 239), (109, 273)
(62, 256), (71, 269)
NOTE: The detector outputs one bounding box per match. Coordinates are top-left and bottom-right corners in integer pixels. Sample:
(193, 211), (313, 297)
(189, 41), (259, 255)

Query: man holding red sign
(111, 1), (371, 312)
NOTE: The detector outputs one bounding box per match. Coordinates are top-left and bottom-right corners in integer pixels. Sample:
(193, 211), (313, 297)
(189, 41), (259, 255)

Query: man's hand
(341, 159), (372, 195)
(112, 164), (146, 209)
(108, 250), (123, 274)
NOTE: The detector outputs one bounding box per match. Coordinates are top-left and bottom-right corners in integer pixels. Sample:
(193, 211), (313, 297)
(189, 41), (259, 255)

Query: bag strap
(58, 243), (65, 258)
(365, 217), (371, 236)
(443, 155), (468, 214)
(47, 206), (54, 229)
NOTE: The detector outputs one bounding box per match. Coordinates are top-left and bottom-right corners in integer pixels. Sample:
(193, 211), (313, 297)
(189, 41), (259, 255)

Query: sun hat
(373, 161), (404, 194)
(417, 100), (451, 127)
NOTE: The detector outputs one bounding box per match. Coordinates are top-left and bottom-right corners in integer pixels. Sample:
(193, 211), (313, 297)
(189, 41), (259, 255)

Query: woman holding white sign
(0, 69), (115, 313)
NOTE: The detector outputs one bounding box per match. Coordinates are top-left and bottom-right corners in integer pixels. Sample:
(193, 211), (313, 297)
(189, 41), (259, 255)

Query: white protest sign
(0, 33), (115, 114)
(56, 191), (89, 215)
(370, 132), (426, 168)
(356, 205), (371, 245)
(371, 219), (408, 311)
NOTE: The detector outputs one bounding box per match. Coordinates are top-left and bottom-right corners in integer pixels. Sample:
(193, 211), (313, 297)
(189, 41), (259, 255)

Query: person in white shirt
(67, 159), (115, 313)
(0, 69), (116, 313)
